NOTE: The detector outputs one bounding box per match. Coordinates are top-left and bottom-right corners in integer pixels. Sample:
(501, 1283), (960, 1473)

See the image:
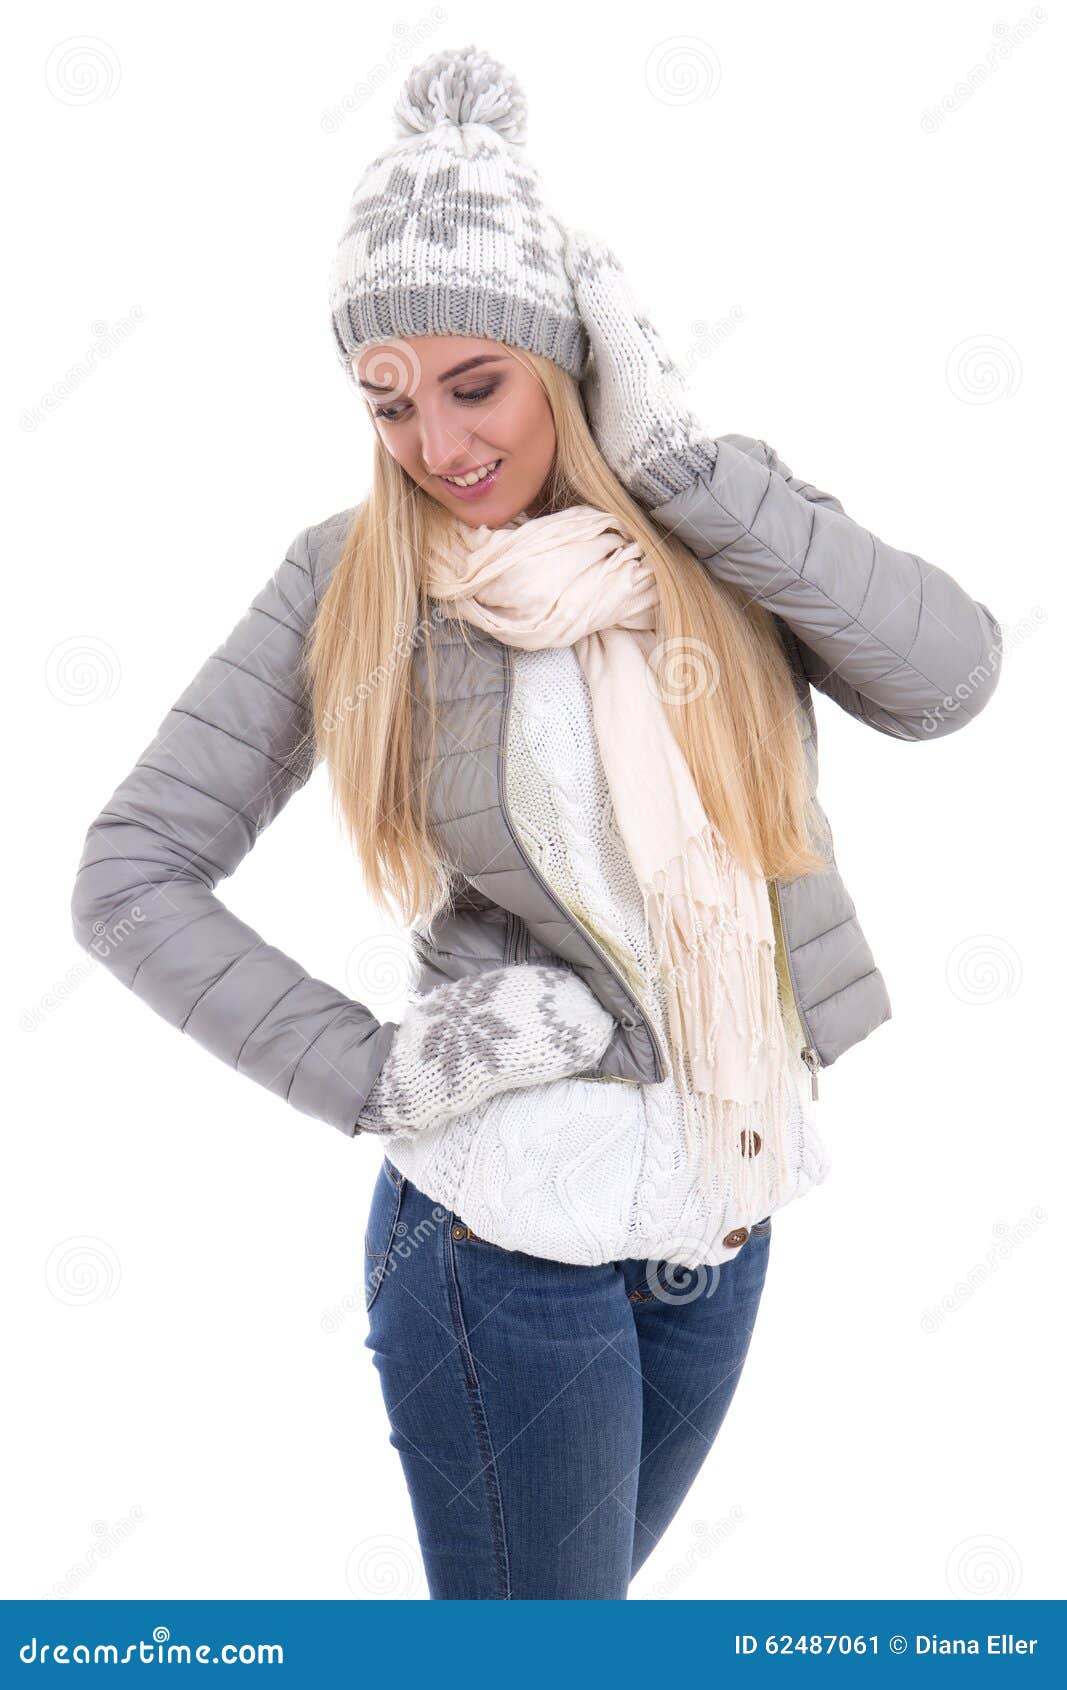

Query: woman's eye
(372, 382), (499, 423)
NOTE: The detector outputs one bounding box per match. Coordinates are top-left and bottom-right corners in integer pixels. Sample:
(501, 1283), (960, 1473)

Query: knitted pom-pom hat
(328, 44), (589, 391)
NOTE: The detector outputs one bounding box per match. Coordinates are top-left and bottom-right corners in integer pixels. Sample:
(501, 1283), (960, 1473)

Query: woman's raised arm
(650, 432), (1004, 742)
(560, 229), (1003, 742)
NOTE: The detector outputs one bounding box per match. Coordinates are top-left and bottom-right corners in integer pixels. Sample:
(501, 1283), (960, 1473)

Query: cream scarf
(425, 503), (791, 1208)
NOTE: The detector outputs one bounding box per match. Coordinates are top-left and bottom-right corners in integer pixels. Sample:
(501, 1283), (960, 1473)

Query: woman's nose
(419, 408), (473, 475)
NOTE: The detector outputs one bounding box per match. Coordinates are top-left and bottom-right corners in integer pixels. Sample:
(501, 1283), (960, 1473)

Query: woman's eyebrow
(358, 355), (509, 393)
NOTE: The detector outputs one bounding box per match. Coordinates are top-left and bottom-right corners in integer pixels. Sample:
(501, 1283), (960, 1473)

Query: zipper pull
(800, 1045), (821, 1101)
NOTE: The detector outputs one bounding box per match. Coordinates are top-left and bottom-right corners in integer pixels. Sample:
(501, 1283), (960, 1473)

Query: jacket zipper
(768, 876), (822, 1101)
(498, 644), (668, 1081)
(506, 910), (532, 966)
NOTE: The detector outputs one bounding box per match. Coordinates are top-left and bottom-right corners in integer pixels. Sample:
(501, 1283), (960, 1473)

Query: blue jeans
(363, 1153), (772, 1600)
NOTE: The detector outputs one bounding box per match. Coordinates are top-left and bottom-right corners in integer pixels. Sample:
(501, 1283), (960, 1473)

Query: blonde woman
(71, 48), (1002, 1600)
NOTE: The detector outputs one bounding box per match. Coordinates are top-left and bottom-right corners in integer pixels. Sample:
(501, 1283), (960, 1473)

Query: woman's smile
(436, 457), (504, 499)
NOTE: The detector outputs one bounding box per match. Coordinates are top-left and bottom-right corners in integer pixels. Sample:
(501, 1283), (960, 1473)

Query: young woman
(70, 47), (1003, 1600)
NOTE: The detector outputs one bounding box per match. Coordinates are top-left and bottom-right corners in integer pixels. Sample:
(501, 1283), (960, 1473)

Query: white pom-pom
(393, 44), (528, 146)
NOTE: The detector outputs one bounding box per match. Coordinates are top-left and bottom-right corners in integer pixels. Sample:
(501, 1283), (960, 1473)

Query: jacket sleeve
(69, 521), (398, 1136)
(650, 432), (1004, 740)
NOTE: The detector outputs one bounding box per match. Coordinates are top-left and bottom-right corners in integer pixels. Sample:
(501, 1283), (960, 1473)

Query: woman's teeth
(441, 459), (502, 487)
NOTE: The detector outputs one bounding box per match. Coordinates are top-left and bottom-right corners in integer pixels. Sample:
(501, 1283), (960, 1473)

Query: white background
(6, 0), (1063, 1601)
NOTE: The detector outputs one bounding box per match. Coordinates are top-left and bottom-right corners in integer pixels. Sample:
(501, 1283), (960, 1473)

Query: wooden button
(723, 1227), (749, 1248)
(740, 1129), (762, 1157)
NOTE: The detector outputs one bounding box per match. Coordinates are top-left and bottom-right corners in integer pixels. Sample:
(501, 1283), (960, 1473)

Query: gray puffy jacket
(70, 433), (1003, 1133)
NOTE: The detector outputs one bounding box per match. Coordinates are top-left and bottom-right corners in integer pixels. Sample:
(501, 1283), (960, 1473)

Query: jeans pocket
(364, 1156), (407, 1312)
(750, 1214), (773, 1239)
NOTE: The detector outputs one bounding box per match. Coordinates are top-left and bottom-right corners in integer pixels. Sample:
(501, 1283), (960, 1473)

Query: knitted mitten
(561, 226), (719, 508)
(354, 963), (616, 1137)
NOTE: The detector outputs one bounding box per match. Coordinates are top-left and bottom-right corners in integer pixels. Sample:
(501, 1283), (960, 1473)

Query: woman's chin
(446, 492), (531, 529)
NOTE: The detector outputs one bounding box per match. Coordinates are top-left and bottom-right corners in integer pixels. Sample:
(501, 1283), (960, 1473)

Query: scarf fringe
(638, 817), (792, 1211)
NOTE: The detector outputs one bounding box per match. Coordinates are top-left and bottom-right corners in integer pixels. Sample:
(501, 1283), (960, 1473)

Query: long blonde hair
(307, 350), (827, 928)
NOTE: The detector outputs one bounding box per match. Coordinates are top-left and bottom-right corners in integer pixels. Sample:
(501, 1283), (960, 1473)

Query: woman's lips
(437, 459), (503, 500)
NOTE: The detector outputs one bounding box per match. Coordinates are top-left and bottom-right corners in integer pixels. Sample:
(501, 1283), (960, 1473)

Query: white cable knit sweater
(383, 645), (832, 1269)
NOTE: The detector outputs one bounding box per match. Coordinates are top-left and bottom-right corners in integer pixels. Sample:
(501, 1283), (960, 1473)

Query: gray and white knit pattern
(355, 962), (615, 1135)
(328, 45), (589, 387)
(561, 226), (721, 506)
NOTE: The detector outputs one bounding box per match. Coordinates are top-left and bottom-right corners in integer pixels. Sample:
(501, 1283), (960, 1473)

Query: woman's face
(355, 335), (557, 526)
